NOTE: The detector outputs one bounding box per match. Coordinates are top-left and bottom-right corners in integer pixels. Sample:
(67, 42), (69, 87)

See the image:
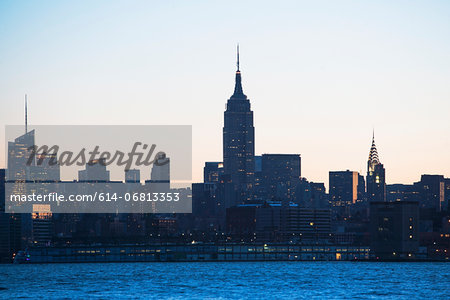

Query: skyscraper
(150, 153), (170, 184)
(296, 178), (329, 209)
(329, 170), (359, 208)
(415, 174), (445, 212)
(261, 154), (301, 201)
(149, 153), (170, 192)
(223, 46), (255, 202)
(7, 130), (35, 181)
(8, 100), (60, 246)
(6, 129), (34, 244)
(366, 132), (386, 202)
(203, 162), (224, 184)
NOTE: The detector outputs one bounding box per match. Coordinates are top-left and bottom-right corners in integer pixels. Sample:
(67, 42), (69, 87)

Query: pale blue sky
(1, 0), (449, 186)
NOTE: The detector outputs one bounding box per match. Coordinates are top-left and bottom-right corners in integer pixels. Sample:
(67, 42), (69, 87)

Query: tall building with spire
(366, 132), (386, 202)
(8, 95), (34, 181)
(223, 45), (255, 203)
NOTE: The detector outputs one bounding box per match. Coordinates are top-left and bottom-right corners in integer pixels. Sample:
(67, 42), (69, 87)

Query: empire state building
(223, 46), (255, 202)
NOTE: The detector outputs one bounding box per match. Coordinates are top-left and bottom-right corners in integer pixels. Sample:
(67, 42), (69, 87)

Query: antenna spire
(237, 44), (240, 71)
(25, 94), (28, 134)
(231, 44), (246, 98)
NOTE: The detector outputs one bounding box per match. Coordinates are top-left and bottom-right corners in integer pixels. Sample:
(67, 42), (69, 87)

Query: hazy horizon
(1, 1), (449, 188)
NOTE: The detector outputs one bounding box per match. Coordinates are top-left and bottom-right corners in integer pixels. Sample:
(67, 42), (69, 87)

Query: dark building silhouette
(0, 169), (9, 262)
(192, 182), (221, 231)
(226, 204), (257, 239)
(215, 174), (238, 209)
(386, 184), (419, 202)
(150, 216), (177, 237)
(203, 162), (224, 183)
(254, 155), (262, 173)
(296, 178), (328, 209)
(357, 174), (366, 203)
(253, 156), (264, 199)
(261, 154), (301, 201)
(31, 208), (53, 246)
(366, 133), (386, 202)
(30, 152), (59, 246)
(445, 178), (450, 212)
(370, 201), (419, 259)
(223, 46), (255, 202)
(294, 207), (331, 243)
(256, 204), (331, 243)
(415, 175), (445, 212)
(329, 170), (359, 209)
(0, 168), (22, 263)
(226, 202), (331, 243)
(310, 182), (328, 208)
(295, 178), (311, 207)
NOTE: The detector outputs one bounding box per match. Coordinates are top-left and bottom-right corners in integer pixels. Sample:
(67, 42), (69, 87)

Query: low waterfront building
(18, 243), (372, 263)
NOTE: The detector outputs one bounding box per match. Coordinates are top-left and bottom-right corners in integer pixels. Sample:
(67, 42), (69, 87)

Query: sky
(1, 0), (449, 188)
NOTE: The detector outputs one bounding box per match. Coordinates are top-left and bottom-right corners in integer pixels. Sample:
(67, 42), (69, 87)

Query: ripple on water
(0, 262), (449, 299)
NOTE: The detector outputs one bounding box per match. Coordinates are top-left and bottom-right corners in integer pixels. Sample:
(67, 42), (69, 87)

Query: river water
(0, 261), (449, 299)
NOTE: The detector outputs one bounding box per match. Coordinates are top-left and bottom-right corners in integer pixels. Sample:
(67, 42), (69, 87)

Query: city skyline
(1, 3), (450, 298)
(1, 1), (450, 187)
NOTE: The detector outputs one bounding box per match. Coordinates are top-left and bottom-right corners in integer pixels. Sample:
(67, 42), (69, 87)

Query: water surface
(0, 262), (448, 299)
